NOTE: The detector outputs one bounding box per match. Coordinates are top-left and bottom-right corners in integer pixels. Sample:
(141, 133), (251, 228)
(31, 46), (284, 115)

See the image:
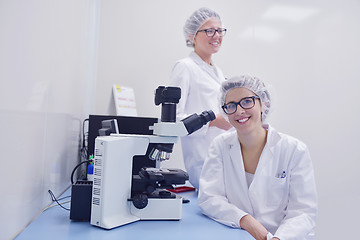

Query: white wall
(95, 0), (360, 239)
(0, 0), (100, 239)
(1, 0), (359, 239)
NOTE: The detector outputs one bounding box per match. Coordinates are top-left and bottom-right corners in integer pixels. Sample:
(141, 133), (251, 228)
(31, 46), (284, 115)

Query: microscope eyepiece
(199, 110), (216, 123)
(181, 110), (216, 135)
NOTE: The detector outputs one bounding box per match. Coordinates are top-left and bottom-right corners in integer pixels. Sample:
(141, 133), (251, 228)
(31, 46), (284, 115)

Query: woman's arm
(209, 114), (232, 130)
(169, 61), (191, 121)
(240, 214), (270, 240)
(198, 136), (247, 228)
(170, 61), (224, 136)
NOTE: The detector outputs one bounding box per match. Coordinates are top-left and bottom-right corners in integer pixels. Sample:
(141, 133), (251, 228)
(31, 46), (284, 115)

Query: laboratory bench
(16, 188), (254, 240)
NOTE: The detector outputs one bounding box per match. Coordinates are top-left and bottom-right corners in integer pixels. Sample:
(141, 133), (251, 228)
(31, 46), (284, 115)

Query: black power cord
(46, 118), (92, 212)
(80, 119), (89, 162)
(48, 190), (70, 211)
(71, 118), (91, 184)
(70, 159), (93, 184)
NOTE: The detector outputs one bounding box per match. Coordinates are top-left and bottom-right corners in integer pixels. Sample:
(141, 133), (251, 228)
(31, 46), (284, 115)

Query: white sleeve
(169, 61), (210, 136)
(267, 232), (274, 240)
(169, 61), (190, 121)
(198, 137), (247, 228)
(274, 143), (317, 239)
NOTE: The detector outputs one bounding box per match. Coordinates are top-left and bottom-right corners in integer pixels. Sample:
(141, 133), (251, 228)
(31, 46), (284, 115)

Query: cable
(48, 190), (70, 211)
(48, 119), (91, 212)
(44, 200), (71, 211)
(70, 159), (92, 184)
(82, 118), (89, 145)
(81, 118), (89, 162)
(70, 118), (90, 183)
(57, 195), (71, 201)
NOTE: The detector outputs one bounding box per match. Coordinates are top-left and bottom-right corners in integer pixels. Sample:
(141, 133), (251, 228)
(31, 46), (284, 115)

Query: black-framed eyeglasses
(197, 28), (227, 37)
(222, 96), (260, 115)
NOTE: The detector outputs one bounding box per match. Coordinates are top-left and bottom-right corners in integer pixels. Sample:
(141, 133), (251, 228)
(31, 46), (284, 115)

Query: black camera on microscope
(154, 86), (216, 133)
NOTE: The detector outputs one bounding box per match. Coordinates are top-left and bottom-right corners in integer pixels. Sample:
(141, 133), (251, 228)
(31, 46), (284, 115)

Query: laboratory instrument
(90, 86), (215, 229)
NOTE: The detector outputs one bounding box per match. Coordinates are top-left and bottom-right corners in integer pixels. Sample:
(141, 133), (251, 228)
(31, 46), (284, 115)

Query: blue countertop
(16, 189), (254, 240)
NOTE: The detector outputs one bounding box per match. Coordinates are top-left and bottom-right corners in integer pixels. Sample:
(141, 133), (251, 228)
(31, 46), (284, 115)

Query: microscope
(90, 86), (215, 229)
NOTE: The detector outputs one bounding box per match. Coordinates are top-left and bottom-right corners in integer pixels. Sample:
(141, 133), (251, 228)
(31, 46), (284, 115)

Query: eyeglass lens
(202, 28), (226, 37)
(223, 97), (257, 114)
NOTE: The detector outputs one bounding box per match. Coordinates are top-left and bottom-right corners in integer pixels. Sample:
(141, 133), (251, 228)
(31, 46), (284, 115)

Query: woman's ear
(191, 34), (196, 46)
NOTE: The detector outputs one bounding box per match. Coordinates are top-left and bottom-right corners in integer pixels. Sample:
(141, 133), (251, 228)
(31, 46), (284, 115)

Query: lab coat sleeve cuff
(237, 212), (250, 229)
(267, 232), (274, 240)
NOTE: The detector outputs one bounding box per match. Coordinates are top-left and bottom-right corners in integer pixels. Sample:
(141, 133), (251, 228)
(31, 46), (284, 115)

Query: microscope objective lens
(150, 148), (160, 161)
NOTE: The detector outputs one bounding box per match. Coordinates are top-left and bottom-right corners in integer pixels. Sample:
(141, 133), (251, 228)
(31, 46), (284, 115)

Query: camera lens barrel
(154, 86), (181, 123)
(161, 103), (177, 122)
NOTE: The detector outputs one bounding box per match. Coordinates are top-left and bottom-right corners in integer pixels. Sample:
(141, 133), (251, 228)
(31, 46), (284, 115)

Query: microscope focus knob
(132, 194), (148, 209)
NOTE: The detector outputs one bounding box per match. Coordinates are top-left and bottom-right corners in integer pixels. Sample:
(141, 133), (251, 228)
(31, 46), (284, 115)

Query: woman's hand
(209, 114), (232, 130)
(240, 214), (269, 240)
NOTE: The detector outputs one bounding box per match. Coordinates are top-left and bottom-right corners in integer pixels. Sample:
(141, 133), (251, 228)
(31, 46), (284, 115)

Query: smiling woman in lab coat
(170, 7), (232, 189)
(198, 75), (317, 240)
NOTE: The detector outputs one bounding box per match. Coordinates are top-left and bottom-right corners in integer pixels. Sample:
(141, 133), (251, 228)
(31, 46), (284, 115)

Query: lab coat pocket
(266, 176), (287, 206)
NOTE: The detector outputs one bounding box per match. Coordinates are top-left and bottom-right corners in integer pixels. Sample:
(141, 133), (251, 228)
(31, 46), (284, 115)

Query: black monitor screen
(88, 115), (158, 158)
(88, 115), (159, 175)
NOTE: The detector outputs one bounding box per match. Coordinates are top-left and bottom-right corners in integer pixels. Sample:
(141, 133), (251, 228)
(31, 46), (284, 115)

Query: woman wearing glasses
(198, 75), (317, 240)
(169, 7), (232, 189)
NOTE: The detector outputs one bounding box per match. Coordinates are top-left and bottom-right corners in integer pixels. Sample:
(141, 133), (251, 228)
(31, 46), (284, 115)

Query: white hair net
(219, 75), (272, 122)
(184, 7), (221, 47)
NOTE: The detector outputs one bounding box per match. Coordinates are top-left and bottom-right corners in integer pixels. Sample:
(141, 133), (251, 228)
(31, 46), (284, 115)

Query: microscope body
(90, 86), (215, 229)
(90, 133), (184, 229)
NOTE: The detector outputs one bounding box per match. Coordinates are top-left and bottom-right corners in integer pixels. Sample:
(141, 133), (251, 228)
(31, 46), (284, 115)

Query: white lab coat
(169, 52), (227, 189)
(198, 125), (317, 240)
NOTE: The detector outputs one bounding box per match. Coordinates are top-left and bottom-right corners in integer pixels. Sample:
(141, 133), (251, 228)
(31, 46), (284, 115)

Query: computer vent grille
(92, 197), (100, 205)
(94, 158), (102, 166)
(94, 168), (101, 176)
(93, 177), (101, 186)
(93, 187), (101, 196)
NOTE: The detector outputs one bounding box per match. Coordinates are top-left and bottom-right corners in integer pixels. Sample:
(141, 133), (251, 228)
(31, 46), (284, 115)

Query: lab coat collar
(189, 51), (214, 66)
(224, 124), (282, 215)
(189, 52), (221, 82)
(253, 124), (282, 177)
(223, 124), (281, 148)
(226, 131), (254, 214)
(225, 124), (282, 177)
(263, 124), (281, 150)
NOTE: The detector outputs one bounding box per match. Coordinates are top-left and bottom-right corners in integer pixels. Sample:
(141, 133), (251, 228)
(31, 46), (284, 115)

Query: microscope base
(131, 194), (183, 220)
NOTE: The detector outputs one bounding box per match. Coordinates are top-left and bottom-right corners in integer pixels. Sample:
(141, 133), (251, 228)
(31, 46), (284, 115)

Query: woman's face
(224, 87), (263, 135)
(193, 18), (223, 56)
